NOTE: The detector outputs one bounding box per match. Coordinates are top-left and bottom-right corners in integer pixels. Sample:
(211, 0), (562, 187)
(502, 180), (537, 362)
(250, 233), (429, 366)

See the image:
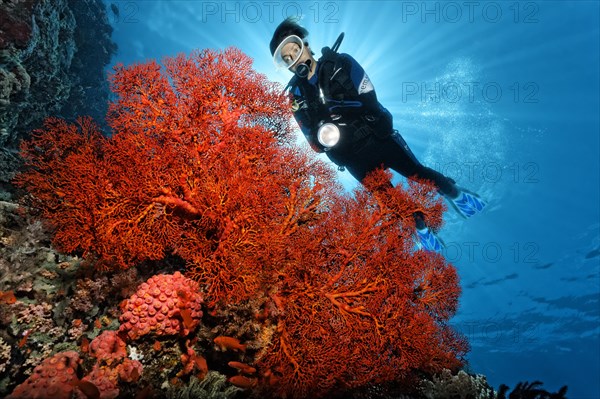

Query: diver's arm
(288, 91), (325, 153)
(294, 109), (324, 153)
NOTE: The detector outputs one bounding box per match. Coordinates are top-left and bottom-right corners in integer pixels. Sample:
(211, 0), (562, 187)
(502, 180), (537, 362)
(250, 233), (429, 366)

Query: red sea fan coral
(254, 169), (467, 398)
(15, 117), (112, 261)
(80, 364), (120, 399)
(15, 48), (335, 292)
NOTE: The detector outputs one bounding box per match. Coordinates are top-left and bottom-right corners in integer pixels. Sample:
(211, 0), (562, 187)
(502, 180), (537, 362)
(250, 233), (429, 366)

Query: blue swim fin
(416, 226), (445, 253)
(445, 187), (487, 218)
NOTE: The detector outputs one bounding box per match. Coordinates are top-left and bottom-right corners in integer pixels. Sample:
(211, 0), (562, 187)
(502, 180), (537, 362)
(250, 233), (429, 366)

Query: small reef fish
(228, 375), (257, 389)
(228, 361), (256, 375)
(179, 308), (195, 331)
(0, 290), (16, 304)
(214, 336), (246, 352)
(80, 337), (90, 353)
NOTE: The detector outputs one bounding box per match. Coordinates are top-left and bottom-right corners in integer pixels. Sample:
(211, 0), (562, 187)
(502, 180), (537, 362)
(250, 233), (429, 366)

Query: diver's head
(270, 17), (316, 79)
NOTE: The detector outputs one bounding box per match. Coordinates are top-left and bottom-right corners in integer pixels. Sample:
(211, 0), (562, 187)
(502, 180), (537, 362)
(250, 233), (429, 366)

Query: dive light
(317, 122), (341, 149)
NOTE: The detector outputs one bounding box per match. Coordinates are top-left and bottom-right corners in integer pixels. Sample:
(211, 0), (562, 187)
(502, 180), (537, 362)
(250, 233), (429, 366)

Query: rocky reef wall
(0, 0), (116, 197)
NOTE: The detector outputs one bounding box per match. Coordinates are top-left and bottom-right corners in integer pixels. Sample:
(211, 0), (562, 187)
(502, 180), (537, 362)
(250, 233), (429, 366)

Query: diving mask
(273, 35), (311, 78)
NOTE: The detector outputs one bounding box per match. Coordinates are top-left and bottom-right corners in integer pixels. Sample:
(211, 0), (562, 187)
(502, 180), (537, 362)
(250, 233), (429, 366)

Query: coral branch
(152, 195), (200, 218)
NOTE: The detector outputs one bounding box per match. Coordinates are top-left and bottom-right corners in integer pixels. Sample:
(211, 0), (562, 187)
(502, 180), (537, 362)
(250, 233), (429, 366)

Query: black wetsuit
(287, 52), (458, 199)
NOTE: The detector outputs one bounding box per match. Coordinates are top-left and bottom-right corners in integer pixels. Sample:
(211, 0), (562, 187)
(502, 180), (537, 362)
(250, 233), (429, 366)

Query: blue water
(104, 1), (599, 397)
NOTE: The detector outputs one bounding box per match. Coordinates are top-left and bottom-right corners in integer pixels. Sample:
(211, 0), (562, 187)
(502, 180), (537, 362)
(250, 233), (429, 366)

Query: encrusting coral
(89, 330), (128, 366)
(7, 331), (144, 399)
(6, 350), (82, 399)
(14, 47), (468, 398)
(118, 272), (203, 340)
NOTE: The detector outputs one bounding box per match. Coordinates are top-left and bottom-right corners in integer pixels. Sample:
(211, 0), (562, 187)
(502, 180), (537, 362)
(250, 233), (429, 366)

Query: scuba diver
(269, 18), (486, 252)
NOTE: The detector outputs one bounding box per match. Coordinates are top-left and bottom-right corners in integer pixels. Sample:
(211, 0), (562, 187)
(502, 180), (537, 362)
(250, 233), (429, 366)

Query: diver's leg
(345, 162), (372, 184)
(384, 132), (487, 219)
(380, 131), (449, 251)
(347, 147), (444, 252)
(385, 131), (459, 198)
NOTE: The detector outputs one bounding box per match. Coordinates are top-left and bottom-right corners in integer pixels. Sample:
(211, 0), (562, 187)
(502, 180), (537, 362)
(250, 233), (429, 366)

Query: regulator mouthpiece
(295, 59), (311, 78)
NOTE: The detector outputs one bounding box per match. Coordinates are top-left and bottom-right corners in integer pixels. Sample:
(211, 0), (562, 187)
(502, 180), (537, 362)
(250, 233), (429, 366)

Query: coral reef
(118, 358), (143, 383)
(6, 332), (144, 399)
(0, 1), (579, 396)
(0, 196), (149, 396)
(67, 277), (112, 315)
(14, 47), (468, 398)
(15, 47), (299, 283)
(421, 369), (496, 399)
(13, 300), (67, 369)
